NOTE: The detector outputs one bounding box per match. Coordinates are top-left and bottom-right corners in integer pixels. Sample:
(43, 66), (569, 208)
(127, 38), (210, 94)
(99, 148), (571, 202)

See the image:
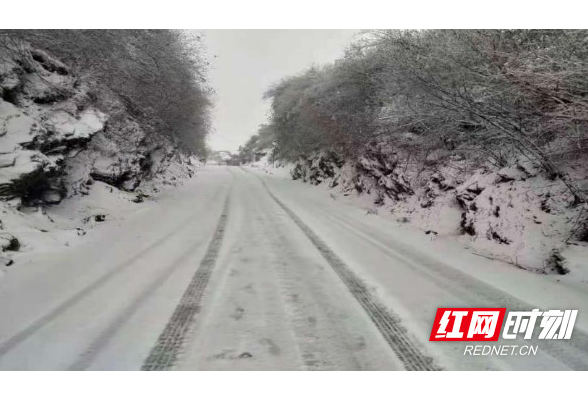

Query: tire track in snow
(67, 234), (211, 371)
(320, 211), (588, 370)
(141, 190), (231, 371)
(249, 171), (440, 371)
(67, 182), (233, 370)
(0, 200), (221, 360)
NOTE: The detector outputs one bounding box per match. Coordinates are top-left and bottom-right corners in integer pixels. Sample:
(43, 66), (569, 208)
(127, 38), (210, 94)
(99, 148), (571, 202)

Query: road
(0, 166), (587, 370)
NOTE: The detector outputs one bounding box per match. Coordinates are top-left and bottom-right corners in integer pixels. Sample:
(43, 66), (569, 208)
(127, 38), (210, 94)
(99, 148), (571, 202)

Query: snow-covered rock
(1, 41), (199, 268)
(291, 151), (343, 186)
(288, 146), (588, 276)
(43, 108), (107, 140)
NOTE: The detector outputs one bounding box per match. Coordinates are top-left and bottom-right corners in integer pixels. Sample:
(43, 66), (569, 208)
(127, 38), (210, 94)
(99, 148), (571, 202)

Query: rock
(121, 178), (141, 191)
(495, 163), (536, 184)
(90, 154), (147, 192)
(1, 41), (200, 223)
(545, 249), (569, 275)
(30, 49), (69, 76)
(1, 236), (20, 252)
(421, 199), (434, 208)
(487, 229), (511, 244)
(0, 65), (21, 95)
(0, 99), (37, 149)
(22, 72), (73, 105)
(132, 193), (149, 203)
(355, 149), (413, 201)
(45, 109), (106, 140)
(42, 189), (62, 204)
(459, 212), (476, 236)
(290, 151), (342, 185)
(0, 155), (16, 168)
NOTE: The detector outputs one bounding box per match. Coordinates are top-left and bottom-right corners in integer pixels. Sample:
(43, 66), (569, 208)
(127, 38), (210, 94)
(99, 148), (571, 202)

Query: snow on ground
(243, 150), (292, 179)
(0, 157), (198, 273)
(0, 167), (230, 370)
(283, 154), (588, 280)
(1, 43), (200, 270)
(0, 156), (201, 274)
(247, 163), (588, 310)
(0, 165), (587, 370)
(246, 166), (588, 370)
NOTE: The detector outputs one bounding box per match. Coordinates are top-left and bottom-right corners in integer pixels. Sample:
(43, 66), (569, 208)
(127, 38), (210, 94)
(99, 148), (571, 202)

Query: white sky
(201, 30), (359, 153)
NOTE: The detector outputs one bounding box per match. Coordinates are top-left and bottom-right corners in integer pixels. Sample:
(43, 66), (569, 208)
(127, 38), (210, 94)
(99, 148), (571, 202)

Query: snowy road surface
(0, 166), (587, 370)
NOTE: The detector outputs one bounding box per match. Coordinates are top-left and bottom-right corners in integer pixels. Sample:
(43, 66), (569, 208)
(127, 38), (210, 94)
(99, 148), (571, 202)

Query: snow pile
(243, 148), (291, 178)
(289, 149), (588, 276)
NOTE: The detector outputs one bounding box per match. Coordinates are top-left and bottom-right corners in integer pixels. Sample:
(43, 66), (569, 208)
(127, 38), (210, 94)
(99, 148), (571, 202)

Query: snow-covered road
(0, 166), (587, 370)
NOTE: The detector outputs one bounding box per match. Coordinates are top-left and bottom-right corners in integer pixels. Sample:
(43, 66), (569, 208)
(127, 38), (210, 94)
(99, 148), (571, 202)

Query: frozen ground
(0, 165), (587, 370)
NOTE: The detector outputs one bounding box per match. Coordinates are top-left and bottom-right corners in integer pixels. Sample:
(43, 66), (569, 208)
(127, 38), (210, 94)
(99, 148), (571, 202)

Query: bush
(261, 30), (588, 201)
(1, 236), (20, 252)
(1, 30), (212, 157)
(545, 249), (569, 275)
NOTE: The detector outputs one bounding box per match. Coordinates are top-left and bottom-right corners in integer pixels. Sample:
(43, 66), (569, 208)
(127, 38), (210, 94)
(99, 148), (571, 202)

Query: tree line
(257, 30), (588, 200)
(1, 29), (212, 157)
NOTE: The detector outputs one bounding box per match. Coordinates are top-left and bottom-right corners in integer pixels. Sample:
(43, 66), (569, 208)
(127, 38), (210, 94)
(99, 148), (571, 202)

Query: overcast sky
(201, 30), (359, 152)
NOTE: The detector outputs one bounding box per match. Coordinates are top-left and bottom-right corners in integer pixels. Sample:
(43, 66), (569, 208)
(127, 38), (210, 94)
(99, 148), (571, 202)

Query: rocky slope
(0, 44), (198, 268)
(288, 146), (588, 276)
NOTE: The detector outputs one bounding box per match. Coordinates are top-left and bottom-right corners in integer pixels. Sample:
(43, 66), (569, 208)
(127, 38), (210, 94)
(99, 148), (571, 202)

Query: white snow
(1, 166), (586, 370)
(0, 99), (36, 150)
(45, 108), (107, 140)
(288, 154), (588, 277)
(0, 155), (198, 270)
(243, 149), (292, 179)
(0, 167), (229, 369)
(249, 166), (588, 370)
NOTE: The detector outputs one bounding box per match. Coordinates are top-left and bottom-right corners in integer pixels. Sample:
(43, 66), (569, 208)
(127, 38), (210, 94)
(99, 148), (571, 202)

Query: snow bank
(0, 41), (199, 269)
(242, 148), (292, 179)
(288, 149), (588, 276)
